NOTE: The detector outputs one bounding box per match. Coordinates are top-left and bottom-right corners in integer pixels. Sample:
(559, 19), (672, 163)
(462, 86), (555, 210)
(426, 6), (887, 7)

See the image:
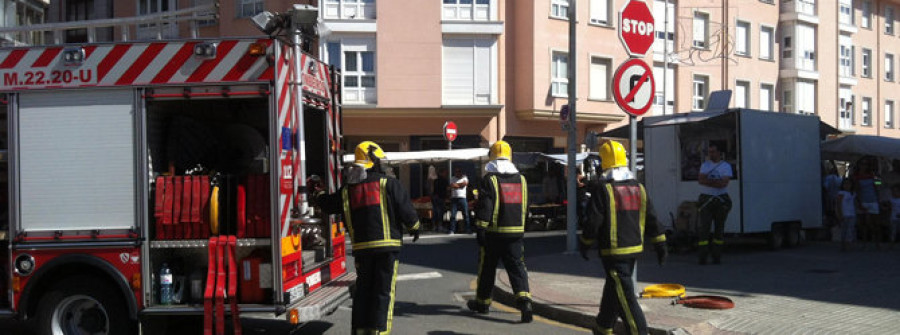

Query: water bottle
(159, 263), (173, 305)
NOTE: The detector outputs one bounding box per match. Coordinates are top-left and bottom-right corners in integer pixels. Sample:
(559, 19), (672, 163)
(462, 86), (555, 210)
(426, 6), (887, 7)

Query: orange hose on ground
(675, 295), (735, 309)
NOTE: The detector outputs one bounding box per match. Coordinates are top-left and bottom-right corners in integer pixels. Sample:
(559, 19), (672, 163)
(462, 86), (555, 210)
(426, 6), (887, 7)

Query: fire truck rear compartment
(145, 96), (276, 307)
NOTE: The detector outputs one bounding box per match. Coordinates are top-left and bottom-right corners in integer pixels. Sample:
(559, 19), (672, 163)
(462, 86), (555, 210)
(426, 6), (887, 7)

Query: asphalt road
(1, 231), (589, 335)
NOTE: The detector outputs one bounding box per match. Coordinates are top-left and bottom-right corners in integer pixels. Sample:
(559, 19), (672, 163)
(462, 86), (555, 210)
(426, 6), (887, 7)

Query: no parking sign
(612, 58), (655, 116)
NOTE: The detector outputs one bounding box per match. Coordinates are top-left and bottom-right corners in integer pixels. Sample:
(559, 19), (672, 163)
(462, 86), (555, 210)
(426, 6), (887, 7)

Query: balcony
(780, 0), (819, 25)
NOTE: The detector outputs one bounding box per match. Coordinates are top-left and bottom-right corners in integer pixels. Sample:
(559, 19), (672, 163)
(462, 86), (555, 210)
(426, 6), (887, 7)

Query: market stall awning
(821, 134), (900, 161)
(342, 148), (489, 165)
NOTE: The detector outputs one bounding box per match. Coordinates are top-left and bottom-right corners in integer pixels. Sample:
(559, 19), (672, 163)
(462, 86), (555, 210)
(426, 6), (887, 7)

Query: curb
(493, 280), (673, 335)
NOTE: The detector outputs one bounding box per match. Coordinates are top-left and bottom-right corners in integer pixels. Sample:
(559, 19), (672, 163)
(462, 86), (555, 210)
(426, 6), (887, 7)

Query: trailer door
(16, 90), (137, 234)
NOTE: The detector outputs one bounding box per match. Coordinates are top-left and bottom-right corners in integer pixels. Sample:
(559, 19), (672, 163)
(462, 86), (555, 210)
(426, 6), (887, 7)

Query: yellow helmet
(354, 141), (385, 169)
(599, 140), (627, 170)
(489, 140), (512, 160)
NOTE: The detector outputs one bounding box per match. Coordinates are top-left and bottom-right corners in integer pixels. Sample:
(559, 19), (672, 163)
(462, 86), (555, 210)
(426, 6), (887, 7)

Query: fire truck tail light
(248, 43), (267, 56)
(132, 273), (141, 290)
(63, 47), (85, 65)
(12, 276), (20, 293)
(194, 42), (217, 59)
(289, 308), (299, 324)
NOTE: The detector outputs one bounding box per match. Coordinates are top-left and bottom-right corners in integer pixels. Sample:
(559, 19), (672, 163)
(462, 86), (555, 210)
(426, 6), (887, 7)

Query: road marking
(397, 271), (442, 281)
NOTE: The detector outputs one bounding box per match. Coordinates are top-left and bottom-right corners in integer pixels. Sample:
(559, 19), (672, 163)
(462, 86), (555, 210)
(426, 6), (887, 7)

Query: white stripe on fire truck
(98, 45), (148, 85)
(203, 40), (251, 82)
(133, 43), (185, 84)
(240, 55), (269, 82)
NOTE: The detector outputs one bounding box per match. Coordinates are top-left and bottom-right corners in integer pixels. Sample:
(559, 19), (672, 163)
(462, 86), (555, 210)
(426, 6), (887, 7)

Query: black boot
(517, 299), (533, 323)
(466, 300), (489, 314)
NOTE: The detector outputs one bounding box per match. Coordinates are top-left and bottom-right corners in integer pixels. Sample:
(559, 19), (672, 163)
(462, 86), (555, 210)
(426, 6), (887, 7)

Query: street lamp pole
(565, 0), (578, 253)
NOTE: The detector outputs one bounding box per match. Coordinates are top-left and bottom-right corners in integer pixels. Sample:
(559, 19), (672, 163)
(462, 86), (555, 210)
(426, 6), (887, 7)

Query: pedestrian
(432, 168), (449, 232)
(448, 167), (471, 234)
(853, 157), (882, 249)
(823, 164), (843, 236)
(889, 184), (900, 247)
(312, 141), (420, 335)
(579, 140), (667, 335)
(696, 143), (732, 265)
(467, 140), (533, 323)
(835, 179), (857, 252)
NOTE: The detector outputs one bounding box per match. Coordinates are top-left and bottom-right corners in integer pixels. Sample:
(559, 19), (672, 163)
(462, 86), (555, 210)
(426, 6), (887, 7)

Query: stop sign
(443, 121), (458, 142)
(618, 0), (655, 57)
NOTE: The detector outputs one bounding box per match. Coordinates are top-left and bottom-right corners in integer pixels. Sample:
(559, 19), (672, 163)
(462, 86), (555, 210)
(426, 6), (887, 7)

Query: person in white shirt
(448, 167), (471, 234)
(697, 143), (733, 265)
(836, 179), (857, 251)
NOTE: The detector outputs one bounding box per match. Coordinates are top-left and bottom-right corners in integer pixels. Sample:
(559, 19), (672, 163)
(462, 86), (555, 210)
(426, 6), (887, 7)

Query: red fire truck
(0, 5), (352, 334)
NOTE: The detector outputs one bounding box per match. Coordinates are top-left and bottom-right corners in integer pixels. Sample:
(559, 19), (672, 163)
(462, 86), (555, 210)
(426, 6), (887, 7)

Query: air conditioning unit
(693, 40), (706, 48)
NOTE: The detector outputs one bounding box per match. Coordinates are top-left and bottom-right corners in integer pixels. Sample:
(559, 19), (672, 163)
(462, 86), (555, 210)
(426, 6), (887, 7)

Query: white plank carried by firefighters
(612, 58), (655, 116)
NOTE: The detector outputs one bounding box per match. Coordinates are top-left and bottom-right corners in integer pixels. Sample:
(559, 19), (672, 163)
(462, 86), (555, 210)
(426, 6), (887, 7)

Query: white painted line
(396, 271), (443, 281)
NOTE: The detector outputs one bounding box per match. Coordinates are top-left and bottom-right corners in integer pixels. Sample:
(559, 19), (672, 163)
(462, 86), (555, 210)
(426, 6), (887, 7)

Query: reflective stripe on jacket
(318, 171), (419, 254)
(581, 179), (666, 258)
(474, 173), (527, 238)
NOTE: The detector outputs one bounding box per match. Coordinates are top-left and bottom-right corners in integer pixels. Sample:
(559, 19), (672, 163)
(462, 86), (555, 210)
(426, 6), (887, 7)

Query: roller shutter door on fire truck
(17, 90), (137, 232)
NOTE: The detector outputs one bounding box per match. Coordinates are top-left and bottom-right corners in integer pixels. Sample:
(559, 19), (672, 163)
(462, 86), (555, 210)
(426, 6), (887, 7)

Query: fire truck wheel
(34, 275), (135, 335)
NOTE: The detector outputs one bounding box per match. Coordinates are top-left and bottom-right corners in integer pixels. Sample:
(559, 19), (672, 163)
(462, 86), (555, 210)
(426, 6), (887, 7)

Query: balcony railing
(781, 0), (817, 17)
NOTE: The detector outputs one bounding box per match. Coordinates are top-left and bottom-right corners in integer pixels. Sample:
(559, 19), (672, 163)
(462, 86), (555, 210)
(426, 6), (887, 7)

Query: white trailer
(616, 109), (833, 248)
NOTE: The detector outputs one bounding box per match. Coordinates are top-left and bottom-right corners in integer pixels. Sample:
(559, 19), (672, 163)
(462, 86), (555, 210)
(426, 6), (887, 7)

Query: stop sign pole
(443, 121), (457, 177)
(618, 0), (655, 173)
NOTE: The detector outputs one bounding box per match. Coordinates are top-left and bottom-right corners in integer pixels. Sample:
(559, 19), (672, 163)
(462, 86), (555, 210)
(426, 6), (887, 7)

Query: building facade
(0, 0), (48, 46)
(42, 0), (900, 192)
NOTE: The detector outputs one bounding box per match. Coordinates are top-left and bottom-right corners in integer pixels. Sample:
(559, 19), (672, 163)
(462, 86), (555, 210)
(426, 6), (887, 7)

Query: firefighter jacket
(316, 170), (420, 255)
(581, 178), (666, 258)
(474, 172), (528, 238)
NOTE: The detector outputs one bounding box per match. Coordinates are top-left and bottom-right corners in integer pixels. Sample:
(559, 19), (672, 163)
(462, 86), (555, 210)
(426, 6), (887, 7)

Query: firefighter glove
(654, 242), (668, 266)
(410, 229), (420, 242)
(476, 229), (486, 246)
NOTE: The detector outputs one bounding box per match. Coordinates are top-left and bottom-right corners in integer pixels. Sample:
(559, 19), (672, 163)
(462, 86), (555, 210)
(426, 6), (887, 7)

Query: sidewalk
(493, 238), (900, 334)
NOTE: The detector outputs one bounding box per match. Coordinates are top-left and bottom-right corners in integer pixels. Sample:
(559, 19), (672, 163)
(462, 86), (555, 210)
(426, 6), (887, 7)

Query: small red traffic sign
(612, 59), (655, 116)
(618, 0), (655, 58)
(443, 121), (458, 142)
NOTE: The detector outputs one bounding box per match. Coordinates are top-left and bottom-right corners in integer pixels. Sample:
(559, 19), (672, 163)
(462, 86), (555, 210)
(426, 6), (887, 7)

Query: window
(796, 81), (816, 115)
(326, 39), (377, 104)
(654, 0), (675, 56)
(193, 0), (217, 26)
(760, 26), (774, 60)
(839, 0), (854, 26)
(735, 80), (750, 108)
(442, 38), (496, 105)
(735, 21), (750, 56)
(137, 0), (177, 39)
(839, 36), (854, 77)
(443, 0), (489, 21)
(862, 1), (872, 29)
(551, 51), (568, 97)
(887, 100), (895, 128)
(693, 12), (709, 48)
(590, 0), (610, 25)
(551, 0), (569, 19)
(325, 0), (376, 20)
(887, 6), (895, 35)
(862, 48), (872, 78)
(862, 97), (872, 126)
(589, 57), (611, 100)
(653, 64), (675, 115)
(760, 83), (774, 111)
(692, 75), (708, 111)
(66, 0), (93, 43)
(839, 88), (853, 129)
(886, 53), (895, 82)
(782, 88), (793, 113)
(782, 36), (792, 59)
(797, 24), (816, 71)
(236, 0), (264, 18)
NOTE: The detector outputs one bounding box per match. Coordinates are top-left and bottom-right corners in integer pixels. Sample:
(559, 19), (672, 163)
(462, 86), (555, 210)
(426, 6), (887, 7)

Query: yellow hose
(210, 185), (220, 235)
(641, 284), (686, 298)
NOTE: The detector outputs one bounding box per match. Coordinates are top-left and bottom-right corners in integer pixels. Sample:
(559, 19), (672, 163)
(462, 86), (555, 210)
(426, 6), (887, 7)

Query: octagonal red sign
(618, 0), (655, 57)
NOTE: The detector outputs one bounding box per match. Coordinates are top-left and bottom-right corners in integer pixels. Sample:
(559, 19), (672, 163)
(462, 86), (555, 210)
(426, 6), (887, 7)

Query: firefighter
(313, 141), (420, 335)
(579, 140), (667, 335)
(466, 140), (533, 323)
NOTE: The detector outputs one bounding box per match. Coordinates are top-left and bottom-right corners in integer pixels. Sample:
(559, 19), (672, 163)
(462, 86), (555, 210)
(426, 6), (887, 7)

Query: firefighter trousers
(475, 237), (531, 305)
(697, 193), (732, 262)
(596, 257), (647, 335)
(353, 251), (400, 334)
